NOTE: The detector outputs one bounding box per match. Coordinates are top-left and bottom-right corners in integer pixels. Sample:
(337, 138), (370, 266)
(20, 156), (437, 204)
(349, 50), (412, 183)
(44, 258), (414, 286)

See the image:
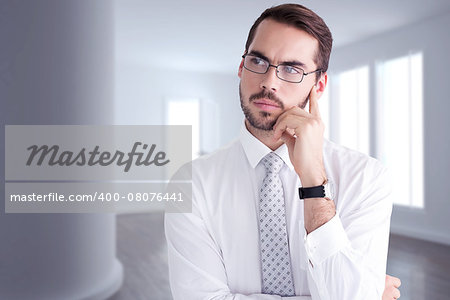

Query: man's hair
(245, 3), (333, 73)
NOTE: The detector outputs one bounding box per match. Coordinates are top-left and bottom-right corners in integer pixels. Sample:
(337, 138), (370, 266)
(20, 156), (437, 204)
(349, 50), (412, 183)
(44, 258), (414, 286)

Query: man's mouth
(252, 99), (281, 111)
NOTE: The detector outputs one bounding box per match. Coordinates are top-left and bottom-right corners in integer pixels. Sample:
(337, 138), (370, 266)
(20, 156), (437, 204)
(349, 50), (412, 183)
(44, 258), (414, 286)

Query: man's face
(238, 19), (324, 131)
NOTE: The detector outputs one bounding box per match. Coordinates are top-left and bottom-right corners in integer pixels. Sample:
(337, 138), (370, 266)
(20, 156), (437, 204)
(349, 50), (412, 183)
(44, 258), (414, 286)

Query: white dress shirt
(165, 123), (393, 300)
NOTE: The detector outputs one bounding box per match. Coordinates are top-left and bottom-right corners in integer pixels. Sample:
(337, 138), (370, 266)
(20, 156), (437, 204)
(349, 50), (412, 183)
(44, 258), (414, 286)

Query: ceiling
(115, 0), (450, 74)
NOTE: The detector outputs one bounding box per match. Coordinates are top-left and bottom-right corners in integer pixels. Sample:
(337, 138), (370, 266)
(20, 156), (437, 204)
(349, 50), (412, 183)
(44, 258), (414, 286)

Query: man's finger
(386, 275), (401, 288)
(309, 84), (321, 118)
(273, 114), (310, 141)
(280, 131), (295, 152)
(273, 106), (309, 131)
(392, 277), (401, 288)
(393, 288), (401, 299)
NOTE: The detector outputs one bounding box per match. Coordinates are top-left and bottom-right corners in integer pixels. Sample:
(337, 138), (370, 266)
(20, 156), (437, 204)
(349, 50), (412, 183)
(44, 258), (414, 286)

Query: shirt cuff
(303, 213), (351, 266)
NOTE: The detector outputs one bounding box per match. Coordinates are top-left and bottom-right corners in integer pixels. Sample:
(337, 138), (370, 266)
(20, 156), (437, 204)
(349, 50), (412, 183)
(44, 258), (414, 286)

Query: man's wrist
(301, 176), (327, 188)
(296, 164), (327, 187)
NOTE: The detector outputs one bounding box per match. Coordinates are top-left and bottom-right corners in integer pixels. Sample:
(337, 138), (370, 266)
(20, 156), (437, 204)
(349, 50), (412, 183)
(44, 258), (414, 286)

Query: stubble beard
(239, 83), (308, 131)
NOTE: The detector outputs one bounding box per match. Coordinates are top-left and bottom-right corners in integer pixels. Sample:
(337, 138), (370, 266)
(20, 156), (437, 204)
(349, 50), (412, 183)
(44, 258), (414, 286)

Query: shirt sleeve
(302, 161), (393, 300)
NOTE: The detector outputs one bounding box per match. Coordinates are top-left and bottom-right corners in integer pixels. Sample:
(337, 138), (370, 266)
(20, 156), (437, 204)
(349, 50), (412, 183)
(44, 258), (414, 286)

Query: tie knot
(261, 152), (284, 174)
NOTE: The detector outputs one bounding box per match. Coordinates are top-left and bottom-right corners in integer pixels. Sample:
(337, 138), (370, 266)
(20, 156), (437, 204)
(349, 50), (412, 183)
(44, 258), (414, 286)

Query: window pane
(335, 66), (370, 154)
(410, 54), (424, 208)
(376, 53), (424, 208)
(167, 99), (200, 159)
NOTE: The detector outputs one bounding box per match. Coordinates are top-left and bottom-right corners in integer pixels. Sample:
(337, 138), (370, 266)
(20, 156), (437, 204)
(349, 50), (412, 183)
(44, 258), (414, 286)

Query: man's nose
(259, 66), (280, 92)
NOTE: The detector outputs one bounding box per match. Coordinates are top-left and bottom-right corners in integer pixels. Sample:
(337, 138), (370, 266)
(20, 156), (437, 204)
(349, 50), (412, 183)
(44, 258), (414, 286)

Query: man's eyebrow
(248, 50), (270, 62)
(282, 60), (306, 68)
(247, 50), (306, 68)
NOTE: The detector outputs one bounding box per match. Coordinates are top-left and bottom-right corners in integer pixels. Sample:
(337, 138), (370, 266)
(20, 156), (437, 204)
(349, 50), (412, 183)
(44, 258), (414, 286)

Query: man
(165, 4), (400, 299)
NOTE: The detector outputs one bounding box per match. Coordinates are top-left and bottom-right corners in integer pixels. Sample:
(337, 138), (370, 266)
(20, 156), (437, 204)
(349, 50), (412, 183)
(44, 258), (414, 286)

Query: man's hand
(273, 85), (327, 187)
(273, 85), (335, 233)
(383, 274), (401, 299)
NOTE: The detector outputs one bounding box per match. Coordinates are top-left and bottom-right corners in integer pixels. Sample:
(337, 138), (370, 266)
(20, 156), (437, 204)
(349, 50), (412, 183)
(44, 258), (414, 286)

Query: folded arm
(165, 208), (311, 300)
(302, 164), (393, 299)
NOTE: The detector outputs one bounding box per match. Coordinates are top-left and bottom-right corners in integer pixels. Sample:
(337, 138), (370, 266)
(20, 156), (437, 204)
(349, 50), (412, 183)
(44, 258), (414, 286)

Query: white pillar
(0, 0), (123, 299)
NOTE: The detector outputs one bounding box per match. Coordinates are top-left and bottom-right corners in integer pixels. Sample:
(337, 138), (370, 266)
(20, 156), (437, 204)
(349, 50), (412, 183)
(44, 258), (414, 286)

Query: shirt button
(308, 242), (316, 252)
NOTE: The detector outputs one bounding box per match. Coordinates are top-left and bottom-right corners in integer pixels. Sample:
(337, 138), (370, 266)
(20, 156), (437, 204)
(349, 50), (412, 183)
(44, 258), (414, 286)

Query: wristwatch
(298, 181), (332, 200)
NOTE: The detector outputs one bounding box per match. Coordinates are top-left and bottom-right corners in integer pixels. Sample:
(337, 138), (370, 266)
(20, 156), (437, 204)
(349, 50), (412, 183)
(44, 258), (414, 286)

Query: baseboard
(390, 224), (450, 246)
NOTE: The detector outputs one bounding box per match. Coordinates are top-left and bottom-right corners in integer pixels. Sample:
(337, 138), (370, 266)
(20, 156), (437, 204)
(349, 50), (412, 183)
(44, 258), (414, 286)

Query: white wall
(115, 64), (242, 150)
(330, 12), (450, 245)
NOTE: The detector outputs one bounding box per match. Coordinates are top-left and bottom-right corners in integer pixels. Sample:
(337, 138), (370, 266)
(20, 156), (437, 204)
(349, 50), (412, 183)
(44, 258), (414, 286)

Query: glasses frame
(242, 54), (322, 83)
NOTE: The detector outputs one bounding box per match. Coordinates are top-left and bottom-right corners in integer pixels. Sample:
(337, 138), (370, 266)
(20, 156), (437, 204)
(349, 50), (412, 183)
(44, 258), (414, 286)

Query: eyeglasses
(242, 54), (322, 83)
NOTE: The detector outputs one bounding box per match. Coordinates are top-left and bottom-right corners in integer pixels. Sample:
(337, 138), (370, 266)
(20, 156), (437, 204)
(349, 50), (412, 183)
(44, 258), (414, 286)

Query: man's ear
(238, 57), (244, 78)
(315, 72), (328, 98)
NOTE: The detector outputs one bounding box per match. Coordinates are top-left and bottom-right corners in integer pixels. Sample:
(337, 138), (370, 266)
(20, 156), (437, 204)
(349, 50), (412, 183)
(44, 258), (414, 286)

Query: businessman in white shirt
(165, 4), (401, 299)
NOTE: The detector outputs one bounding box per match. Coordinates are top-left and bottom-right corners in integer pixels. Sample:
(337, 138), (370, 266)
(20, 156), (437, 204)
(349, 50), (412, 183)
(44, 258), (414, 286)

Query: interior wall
(329, 12), (450, 245)
(115, 11), (450, 245)
(115, 64), (242, 150)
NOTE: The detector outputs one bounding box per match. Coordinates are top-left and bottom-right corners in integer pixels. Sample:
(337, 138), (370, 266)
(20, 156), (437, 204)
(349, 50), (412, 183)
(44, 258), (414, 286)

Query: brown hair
(245, 3), (333, 73)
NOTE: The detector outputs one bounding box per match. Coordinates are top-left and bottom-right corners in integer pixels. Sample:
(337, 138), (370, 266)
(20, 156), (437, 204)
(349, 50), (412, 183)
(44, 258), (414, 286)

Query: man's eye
(251, 57), (266, 65)
(282, 65), (301, 74)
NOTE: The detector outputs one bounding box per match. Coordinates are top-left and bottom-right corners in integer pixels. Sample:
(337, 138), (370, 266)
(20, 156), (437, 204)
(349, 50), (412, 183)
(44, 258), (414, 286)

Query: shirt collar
(239, 121), (295, 171)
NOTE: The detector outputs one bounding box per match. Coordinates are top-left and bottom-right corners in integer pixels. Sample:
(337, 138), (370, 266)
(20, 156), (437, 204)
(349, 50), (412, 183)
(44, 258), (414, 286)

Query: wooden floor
(108, 212), (171, 300)
(386, 233), (450, 300)
(108, 212), (450, 300)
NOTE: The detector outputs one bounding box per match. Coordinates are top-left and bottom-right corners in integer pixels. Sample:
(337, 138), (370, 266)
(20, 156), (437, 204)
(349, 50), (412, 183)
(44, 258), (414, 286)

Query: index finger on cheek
(309, 86), (323, 119)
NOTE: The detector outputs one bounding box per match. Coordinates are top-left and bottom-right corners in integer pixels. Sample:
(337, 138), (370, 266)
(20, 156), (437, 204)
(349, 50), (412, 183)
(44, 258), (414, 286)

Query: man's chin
(246, 118), (277, 131)
(242, 104), (279, 131)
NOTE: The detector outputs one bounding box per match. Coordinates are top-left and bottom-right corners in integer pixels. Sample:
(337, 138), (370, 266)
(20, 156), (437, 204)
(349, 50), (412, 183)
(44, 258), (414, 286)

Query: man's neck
(245, 120), (284, 151)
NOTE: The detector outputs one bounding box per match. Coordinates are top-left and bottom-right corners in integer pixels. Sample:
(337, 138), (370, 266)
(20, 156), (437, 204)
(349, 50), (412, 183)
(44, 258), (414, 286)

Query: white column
(0, 0), (123, 299)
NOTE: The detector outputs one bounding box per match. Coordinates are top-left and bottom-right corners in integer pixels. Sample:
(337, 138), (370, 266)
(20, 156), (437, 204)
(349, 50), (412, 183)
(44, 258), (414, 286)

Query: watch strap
(298, 185), (326, 199)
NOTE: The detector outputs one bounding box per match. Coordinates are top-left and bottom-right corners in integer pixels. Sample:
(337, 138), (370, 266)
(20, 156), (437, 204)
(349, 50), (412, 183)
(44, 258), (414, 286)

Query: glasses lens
(244, 55), (268, 74)
(277, 65), (304, 83)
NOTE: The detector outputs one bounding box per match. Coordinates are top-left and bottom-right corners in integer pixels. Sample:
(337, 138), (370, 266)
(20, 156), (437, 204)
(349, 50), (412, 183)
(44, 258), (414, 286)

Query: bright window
(167, 98), (200, 159)
(376, 53), (424, 208)
(334, 66), (370, 155)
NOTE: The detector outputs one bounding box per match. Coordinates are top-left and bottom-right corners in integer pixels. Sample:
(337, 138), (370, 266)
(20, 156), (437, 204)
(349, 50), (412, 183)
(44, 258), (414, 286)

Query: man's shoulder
(323, 140), (392, 210)
(323, 139), (387, 175)
(191, 138), (243, 173)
